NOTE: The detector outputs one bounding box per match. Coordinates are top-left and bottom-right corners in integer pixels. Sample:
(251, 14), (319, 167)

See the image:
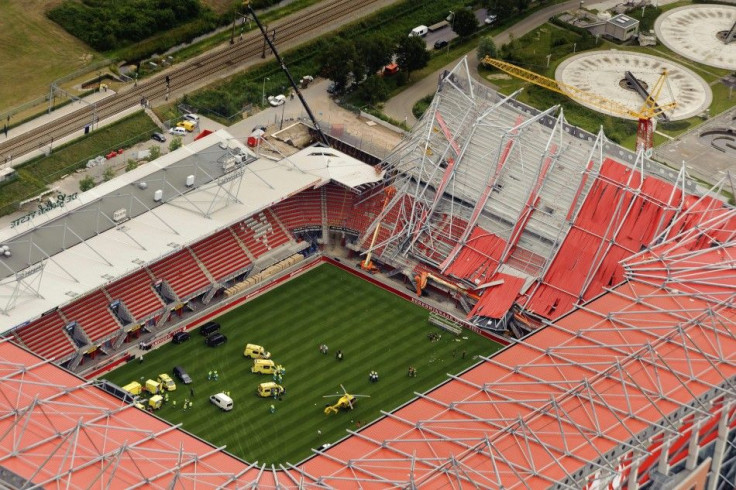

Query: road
(383, 0), (579, 126)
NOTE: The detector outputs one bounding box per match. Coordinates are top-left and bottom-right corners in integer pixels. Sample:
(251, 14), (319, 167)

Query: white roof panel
(0, 130), (375, 332)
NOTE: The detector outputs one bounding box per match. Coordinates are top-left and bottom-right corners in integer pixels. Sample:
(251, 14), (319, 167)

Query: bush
(126, 159), (139, 172)
(477, 36), (498, 62)
(413, 95), (434, 119)
(148, 146), (161, 160)
(79, 176), (95, 192)
(169, 137), (183, 152)
(103, 167), (115, 182)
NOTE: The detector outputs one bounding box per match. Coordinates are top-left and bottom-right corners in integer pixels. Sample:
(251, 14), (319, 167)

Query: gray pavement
(383, 0), (579, 126)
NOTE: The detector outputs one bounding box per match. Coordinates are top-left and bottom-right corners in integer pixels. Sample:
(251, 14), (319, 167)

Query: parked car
(157, 373), (176, 391)
(182, 113), (200, 123)
(151, 132), (166, 143)
(205, 332), (228, 347)
(169, 126), (187, 136)
(172, 331), (190, 344)
(268, 94), (286, 106)
(199, 321), (220, 336)
(176, 120), (195, 132)
(409, 25), (428, 37)
(210, 392), (233, 411)
(383, 63), (400, 76)
(434, 39), (448, 50)
(244, 343), (271, 359)
(484, 14), (497, 24)
(173, 366), (192, 384)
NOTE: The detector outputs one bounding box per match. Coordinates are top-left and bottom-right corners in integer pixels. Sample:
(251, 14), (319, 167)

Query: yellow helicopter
(323, 384), (370, 415)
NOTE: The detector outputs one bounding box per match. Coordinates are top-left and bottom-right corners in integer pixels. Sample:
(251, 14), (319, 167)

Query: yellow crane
(480, 56), (677, 153)
(361, 186), (397, 273)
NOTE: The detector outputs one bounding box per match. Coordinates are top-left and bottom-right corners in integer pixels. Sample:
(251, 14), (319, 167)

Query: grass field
(0, 0), (101, 111)
(103, 263), (501, 464)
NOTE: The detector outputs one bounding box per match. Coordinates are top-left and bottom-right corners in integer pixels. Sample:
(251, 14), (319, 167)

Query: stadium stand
(104, 269), (164, 322)
(345, 190), (386, 235)
(232, 210), (292, 258)
(14, 311), (76, 361)
(189, 228), (252, 282)
(60, 290), (122, 343)
(272, 187), (323, 230)
(523, 158), (687, 319)
(324, 183), (355, 229)
(414, 213), (468, 265)
(149, 249), (211, 299)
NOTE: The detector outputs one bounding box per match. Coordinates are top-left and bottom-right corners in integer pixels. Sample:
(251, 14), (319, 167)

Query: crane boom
(480, 56), (677, 152)
(361, 186), (396, 272)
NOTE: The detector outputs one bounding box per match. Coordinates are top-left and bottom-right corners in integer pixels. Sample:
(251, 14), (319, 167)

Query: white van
(210, 392), (233, 411)
(409, 25), (428, 37)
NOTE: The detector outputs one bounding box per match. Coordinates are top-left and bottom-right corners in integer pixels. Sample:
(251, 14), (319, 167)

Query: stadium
(1, 59), (735, 488)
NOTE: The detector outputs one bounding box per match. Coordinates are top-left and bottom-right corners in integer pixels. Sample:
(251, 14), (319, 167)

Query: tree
(356, 76), (389, 105)
(319, 38), (360, 92)
(495, 0), (516, 21)
(103, 167), (115, 182)
(79, 176), (95, 192)
(357, 35), (394, 75)
(453, 9), (479, 38)
(169, 137), (182, 152)
(396, 36), (430, 76)
(477, 36), (498, 63)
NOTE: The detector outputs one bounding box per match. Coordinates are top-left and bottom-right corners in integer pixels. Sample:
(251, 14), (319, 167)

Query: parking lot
(422, 8), (493, 51)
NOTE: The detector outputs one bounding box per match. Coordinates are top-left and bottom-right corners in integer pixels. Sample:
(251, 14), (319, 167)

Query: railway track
(0, 0), (380, 165)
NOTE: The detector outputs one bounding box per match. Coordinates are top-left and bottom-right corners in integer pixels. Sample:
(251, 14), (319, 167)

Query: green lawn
(103, 263), (500, 465)
(0, 0), (102, 111)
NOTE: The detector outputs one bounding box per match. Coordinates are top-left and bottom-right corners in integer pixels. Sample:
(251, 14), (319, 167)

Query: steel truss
(0, 340), (244, 489)
(284, 206), (736, 489)
(366, 58), (637, 290)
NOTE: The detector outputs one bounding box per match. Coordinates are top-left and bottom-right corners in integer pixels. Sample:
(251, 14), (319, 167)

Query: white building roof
(284, 146), (385, 188)
(0, 130), (377, 331)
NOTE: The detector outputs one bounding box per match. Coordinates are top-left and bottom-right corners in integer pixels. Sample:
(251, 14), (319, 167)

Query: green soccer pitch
(103, 263), (503, 464)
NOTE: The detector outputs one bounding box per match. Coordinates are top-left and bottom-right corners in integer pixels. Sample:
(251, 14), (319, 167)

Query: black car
(151, 132), (166, 143)
(172, 331), (190, 344)
(205, 332), (228, 347)
(434, 39), (448, 50)
(199, 321), (220, 336)
(173, 366), (192, 384)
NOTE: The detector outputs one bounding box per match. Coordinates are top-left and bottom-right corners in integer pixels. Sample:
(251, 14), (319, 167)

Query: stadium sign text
(15, 263), (44, 280)
(11, 192), (78, 228)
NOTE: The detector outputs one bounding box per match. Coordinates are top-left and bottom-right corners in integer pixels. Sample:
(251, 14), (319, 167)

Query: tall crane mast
(244, 1), (330, 146)
(481, 56), (677, 153)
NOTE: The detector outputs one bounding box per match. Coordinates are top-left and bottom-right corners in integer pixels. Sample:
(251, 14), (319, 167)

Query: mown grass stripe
(104, 263), (501, 464)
